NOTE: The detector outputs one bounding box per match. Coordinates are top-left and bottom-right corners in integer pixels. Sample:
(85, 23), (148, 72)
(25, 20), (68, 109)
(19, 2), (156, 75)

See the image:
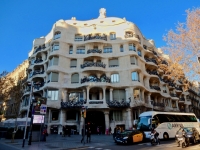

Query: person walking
(113, 127), (117, 139)
(87, 128), (91, 143)
(109, 127), (112, 135)
(62, 126), (66, 137)
(81, 128), (85, 143)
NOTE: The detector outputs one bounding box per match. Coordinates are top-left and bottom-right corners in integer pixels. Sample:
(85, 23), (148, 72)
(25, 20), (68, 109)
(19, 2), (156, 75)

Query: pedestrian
(42, 127), (47, 141)
(97, 126), (99, 135)
(62, 126), (66, 137)
(113, 127), (117, 139)
(109, 127), (112, 135)
(81, 128), (85, 143)
(68, 126), (71, 137)
(87, 128), (91, 143)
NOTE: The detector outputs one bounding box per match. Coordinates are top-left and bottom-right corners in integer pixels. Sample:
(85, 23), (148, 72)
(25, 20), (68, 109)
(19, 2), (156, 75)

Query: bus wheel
(163, 133), (169, 140)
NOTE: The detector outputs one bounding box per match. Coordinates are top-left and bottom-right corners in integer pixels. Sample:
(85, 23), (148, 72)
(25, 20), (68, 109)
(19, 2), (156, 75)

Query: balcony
(146, 70), (159, 76)
(81, 62), (106, 69)
(89, 100), (104, 104)
(175, 86), (183, 91)
(30, 70), (44, 78)
(106, 98), (131, 108)
(150, 86), (161, 91)
(179, 97), (185, 101)
(87, 49), (102, 54)
(81, 76), (110, 84)
(61, 99), (86, 108)
(152, 51), (157, 56)
(34, 58), (43, 64)
(170, 93), (178, 97)
(34, 44), (46, 54)
(144, 57), (158, 65)
(33, 82), (45, 90)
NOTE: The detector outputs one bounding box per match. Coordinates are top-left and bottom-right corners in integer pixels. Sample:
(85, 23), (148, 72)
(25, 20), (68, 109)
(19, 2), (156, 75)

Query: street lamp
(28, 97), (37, 145)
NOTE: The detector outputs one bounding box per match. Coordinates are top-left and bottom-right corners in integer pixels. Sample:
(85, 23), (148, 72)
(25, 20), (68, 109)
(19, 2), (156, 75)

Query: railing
(61, 99), (86, 108)
(109, 65), (119, 67)
(33, 82), (45, 90)
(81, 62), (106, 69)
(146, 70), (159, 76)
(106, 98), (131, 108)
(175, 87), (183, 91)
(144, 57), (158, 65)
(170, 93), (178, 97)
(34, 59), (43, 64)
(29, 70), (44, 78)
(179, 97), (185, 101)
(87, 49), (102, 54)
(81, 76), (110, 84)
(34, 45), (46, 54)
(150, 86), (161, 91)
(153, 102), (164, 107)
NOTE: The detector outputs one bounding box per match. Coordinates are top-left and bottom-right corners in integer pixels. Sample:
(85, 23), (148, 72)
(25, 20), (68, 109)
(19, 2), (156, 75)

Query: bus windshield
(137, 116), (151, 131)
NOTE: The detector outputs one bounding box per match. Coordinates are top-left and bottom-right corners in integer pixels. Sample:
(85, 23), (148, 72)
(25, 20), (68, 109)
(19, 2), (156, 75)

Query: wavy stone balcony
(144, 57), (158, 65)
(150, 86), (161, 91)
(80, 62), (106, 69)
(33, 45), (46, 54)
(106, 98), (131, 108)
(29, 70), (44, 78)
(34, 59), (43, 64)
(146, 70), (159, 77)
(61, 99), (86, 108)
(81, 76), (110, 84)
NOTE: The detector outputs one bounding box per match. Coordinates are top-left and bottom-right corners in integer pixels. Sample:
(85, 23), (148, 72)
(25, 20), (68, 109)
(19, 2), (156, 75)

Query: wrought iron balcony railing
(144, 57), (158, 65)
(150, 86), (161, 91)
(106, 98), (131, 108)
(34, 59), (43, 64)
(87, 49), (102, 54)
(61, 99), (86, 108)
(81, 76), (110, 84)
(146, 70), (159, 76)
(81, 62), (106, 69)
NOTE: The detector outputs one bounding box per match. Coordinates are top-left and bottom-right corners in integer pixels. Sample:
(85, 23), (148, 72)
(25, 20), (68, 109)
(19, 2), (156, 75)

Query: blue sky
(0, 0), (199, 73)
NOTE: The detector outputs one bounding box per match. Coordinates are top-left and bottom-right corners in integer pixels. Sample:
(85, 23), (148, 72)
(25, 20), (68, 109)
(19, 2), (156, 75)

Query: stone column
(126, 108), (132, 129)
(103, 87), (106, 101)
(148, 93), (151, 105)
(86, 87), (90, 104)
(83, 89), (86, 100)
(61, 89), (67, 102)
(104, 111), (109, 135)
(80, 110), (84, 135)
(47, 108), (51, 134)
(176, 100), (179, 109)
(110, 88), (113, 101)
(58, 109), (64, 134)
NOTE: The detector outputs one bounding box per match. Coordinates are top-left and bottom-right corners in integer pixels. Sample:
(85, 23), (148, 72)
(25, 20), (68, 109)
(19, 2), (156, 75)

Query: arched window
(111, 74), (119, 83)
(52, 43), (59, 51)
(71, 73), (79, 83)
(54, 31), (61, 39)
(103, 45), (112, 53)
(129, 43), (136, 51)
(110, 32), (116, 40)
(69, 45), (73, 54)
(76, 46), (85, 54)
(131, 71), (139, 81)
(70, 59), (77, 68)
(75, 34), (83, 41)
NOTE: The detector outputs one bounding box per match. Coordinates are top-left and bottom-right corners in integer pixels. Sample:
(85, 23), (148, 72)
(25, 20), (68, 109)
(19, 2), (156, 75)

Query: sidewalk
(0, 134), (115, 150)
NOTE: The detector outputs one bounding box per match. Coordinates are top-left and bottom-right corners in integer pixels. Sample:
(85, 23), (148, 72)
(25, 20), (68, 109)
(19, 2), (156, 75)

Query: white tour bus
(137, 111), (200, 139)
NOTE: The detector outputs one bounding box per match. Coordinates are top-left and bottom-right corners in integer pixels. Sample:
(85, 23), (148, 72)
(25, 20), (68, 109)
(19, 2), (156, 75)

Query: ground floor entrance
(86, 111), (105, 134)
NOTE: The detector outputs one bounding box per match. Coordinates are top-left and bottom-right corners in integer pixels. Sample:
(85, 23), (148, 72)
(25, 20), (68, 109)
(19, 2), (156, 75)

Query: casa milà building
(21, 8), (198, 135)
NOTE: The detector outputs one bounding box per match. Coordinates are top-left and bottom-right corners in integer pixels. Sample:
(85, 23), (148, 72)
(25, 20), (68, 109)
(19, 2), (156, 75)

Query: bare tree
(163, 8), (200, 81)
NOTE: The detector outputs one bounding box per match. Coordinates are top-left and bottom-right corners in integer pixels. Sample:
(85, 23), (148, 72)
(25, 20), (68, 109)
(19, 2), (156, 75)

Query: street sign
(40, 104), (47, 114)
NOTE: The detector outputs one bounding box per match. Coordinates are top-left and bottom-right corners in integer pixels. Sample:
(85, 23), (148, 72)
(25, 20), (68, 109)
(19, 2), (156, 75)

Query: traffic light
(81, 109), (86, 118)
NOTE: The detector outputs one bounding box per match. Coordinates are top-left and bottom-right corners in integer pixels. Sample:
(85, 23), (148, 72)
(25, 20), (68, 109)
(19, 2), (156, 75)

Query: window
(163, 86), (167, 93)
(76, 46), (85, 54)
(75, 34), (83, 41)
(51, 111), (59, 121)
(111, 74), (119, 83)
(70, 59), (77, 68)
(143, 45), (147, 49)
(48, 72), (59, 82)
(130, 56), (137, 65)
(120, 45), (124, 52)
(129, 43), (136, 51)
(113, 89), (125, 101)
(31, 58), (35, 65)
(69, 92), (83, 101)
(103, 46), (112, 53)
(132, 71), (139, 81)
(54, 31), (61, 40)
(137, 49), (142, 57)
(71, 73), (79, 83)
(113, 111), (123, 121)
(110, 32), (116, 40)
(49, 57), (59, 66)
(69, 46), (73, 54)
(94, 46), (98, 49)
(48, 90), (59, 100)
(109, 59), (119, 67)
(134, 89), (141, 100)
(52, 43), (59, 51)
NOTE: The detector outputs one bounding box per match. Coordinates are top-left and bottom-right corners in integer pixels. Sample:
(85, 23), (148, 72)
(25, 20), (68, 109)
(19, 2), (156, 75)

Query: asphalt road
(0, 142), (22, 150)
(67, 140), (200, 150)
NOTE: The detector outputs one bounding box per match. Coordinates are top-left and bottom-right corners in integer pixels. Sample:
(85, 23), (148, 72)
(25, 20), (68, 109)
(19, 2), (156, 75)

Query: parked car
(175, 127), (200, 145)
(114, 130), (144, 144)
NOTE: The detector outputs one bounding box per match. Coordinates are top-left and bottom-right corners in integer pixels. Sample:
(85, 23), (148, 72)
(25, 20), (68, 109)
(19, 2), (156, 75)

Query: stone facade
(20, 9), (200, 134)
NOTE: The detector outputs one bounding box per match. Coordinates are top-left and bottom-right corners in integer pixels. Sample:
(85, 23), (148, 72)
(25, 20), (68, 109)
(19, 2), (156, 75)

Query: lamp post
(28, 97), (37, 145)
(22, 81), (33, 147)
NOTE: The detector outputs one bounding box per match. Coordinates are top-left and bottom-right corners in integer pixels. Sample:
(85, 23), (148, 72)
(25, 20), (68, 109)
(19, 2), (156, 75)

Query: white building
(21, 8), (196, 135)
